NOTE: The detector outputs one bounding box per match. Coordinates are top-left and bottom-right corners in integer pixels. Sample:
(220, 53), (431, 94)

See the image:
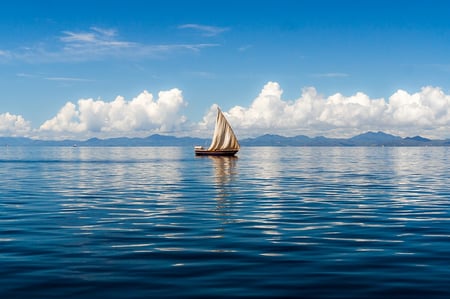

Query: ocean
(1, 146), (449, 298)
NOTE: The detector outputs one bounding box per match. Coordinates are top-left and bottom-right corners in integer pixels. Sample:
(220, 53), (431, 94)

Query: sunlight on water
(0, 146), (449, 298)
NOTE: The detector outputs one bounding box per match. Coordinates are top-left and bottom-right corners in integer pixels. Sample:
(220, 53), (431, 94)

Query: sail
(207, 108), (240, 151)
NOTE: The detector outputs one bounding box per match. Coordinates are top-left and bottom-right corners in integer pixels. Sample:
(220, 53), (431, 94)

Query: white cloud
(178, 24), (229, 37)
(61, 31), (97, 43)
(0, 50), (11, 62)
(213, 82), (450, 139)
(1, 27), (219, 63)
(90, 27), (117, 37)
(387, 87), (450, 127)
(44, 76), (94, 82)
(238, 45), (252, 52)
(2, 82), (450, 140)
(0, 113), (32, 136)
(318, 92), (387, 128)
(60, 27), (136, 49)
(311, 73), (349, 78)
(39, 88), (187, 139)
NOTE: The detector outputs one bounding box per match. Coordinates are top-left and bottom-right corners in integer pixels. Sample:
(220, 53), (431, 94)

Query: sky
(1, 0), (450, 140)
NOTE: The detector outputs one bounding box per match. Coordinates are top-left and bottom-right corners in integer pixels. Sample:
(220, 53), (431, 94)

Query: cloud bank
(1, 82), (450, 140)
(202, 82), (450, 139)
(38, 88), (187, 139)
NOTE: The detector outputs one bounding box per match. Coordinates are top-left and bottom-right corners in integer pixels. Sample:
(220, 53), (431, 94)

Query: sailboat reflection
(210, 156), (237, 184)
(208, 156), (238, 221)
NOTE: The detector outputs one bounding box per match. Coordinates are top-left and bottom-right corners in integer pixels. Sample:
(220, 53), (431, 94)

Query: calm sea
(1, 146), (449, 298)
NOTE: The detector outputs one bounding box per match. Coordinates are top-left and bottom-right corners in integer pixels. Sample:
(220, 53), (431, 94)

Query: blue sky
(1, 0), (450, 139)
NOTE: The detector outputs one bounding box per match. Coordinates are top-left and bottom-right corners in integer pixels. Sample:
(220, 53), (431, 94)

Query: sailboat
(195, 107), (240, 156)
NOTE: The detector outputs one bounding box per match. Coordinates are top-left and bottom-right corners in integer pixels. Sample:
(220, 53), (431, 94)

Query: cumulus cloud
(209, 82), (450, 139)
(39, 88), (187, 139)
(0, 113), (32, 136)
(208, 81), (387, 136)
(387, 87), (450, 126)
(2, 82), (450, 140)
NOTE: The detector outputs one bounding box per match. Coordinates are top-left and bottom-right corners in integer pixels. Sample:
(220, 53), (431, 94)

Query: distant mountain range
(1, 131), (450, 147)
(242, 131), (450, 146)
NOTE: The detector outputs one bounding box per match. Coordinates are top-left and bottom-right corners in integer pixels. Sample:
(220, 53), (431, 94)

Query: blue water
(1, 146), (449, 298)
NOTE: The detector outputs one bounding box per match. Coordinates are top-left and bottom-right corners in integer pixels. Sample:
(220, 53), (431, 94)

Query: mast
(207, 108), (240, 151)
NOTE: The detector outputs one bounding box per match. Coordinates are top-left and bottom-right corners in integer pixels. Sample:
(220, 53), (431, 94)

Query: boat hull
(194, 149), (239, 156)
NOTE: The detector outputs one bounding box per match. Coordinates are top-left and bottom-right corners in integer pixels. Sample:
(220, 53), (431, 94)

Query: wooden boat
(195, 107), (240, 156)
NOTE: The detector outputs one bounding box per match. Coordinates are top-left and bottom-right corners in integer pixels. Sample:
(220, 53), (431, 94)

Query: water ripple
(1, 147), (449, 298)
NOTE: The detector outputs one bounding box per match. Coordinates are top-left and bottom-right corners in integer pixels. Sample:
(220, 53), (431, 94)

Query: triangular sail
(207, 108), (240, 151)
